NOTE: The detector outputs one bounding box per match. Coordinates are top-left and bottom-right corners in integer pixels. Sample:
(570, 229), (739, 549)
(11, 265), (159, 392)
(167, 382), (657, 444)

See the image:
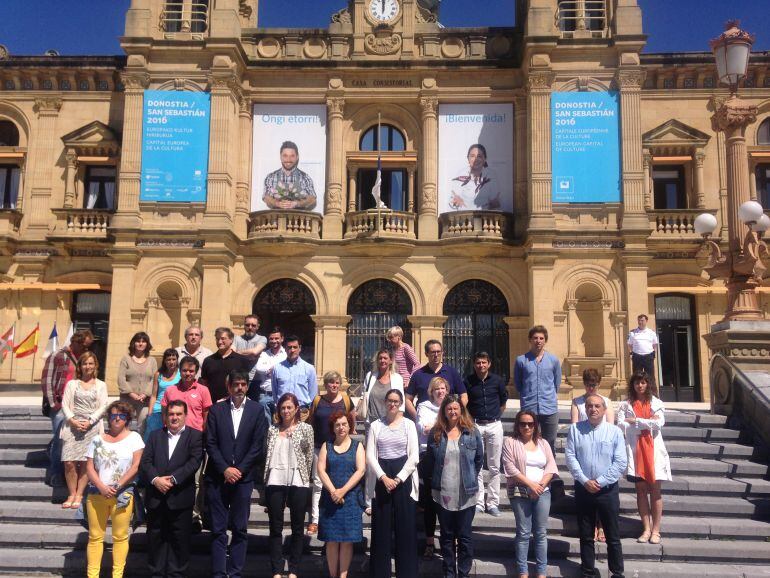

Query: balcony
(248, 210), (321, 240)
(344, 209), (415, 240)
(50, 209), (112, 240)
(0, 209), (21, 241)
(439, 211), (511, 240)
(649, 209), (717, 240)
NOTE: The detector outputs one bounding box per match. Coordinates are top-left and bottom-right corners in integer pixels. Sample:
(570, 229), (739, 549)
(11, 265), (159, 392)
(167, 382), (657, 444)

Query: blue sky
(0, 0), (767, 56)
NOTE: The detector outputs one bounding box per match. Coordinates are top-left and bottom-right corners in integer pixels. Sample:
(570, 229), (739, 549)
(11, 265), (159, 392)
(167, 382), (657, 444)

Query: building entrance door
(71, 291), (110, 380)
(655, 294), (700, 402)
(253, 279), (316, 365)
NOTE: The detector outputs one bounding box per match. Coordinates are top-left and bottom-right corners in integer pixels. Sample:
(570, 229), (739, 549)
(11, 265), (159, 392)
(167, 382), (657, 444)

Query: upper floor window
(84, 166), (116, 210)
(758, 118), (770, 146)
(360, 124), (406, 152)
(355, 124), (411, 211)
(653, 165), (686, 210)
(756, 164), (770, 209)
(0, 121), (19, 147)
(557, 0), (607, 35)
(0, 166), (20, 209)
(162, 0), (208, 33)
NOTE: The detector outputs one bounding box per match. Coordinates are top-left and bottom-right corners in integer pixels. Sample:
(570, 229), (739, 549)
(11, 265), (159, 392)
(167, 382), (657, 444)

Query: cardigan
(365, 416), (419, 502)
(501, 436), (559, 488)
(263, 421), (315, 485)
(616, 396), (672, 481)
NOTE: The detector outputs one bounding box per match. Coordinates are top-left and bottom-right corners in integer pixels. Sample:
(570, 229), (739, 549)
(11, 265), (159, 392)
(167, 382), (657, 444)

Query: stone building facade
(1, 0), (770, 403)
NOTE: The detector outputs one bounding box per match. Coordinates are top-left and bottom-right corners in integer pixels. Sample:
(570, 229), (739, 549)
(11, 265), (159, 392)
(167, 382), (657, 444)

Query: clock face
(368, 0), (400, 23)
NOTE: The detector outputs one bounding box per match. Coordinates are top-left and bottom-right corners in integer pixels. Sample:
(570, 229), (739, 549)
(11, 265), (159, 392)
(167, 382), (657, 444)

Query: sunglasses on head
(109, 413), (128, 421)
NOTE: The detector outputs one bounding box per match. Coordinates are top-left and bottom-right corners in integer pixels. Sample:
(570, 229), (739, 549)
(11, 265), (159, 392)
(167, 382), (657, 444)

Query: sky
(0, 0), (767, 56)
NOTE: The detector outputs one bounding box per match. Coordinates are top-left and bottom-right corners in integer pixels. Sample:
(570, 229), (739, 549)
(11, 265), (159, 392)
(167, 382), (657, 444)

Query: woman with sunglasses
(366, 388), (419, 578)
(85, 401), (144, 578)
(570, 368), (614, 542)
(117, 332), (157, 434)
(617, 371), (671, 545)
(357, 348), (404, 433)
(144, 348), (180, 441)
(501, 410), (558, 578)
(60, 351), (109, 510)
(424, 394), (483, 578)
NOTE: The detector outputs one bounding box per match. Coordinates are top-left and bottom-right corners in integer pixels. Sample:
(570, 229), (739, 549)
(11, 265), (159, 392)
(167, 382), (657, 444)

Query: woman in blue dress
(144, 348), (180, 441)
(317, 410), (366, 578)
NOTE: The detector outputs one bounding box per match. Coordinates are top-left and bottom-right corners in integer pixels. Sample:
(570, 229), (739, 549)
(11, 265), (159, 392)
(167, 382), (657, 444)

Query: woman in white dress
(617, 371), (672, 545)
(59, 351), (108, 510)
(447, 144), (502, 212)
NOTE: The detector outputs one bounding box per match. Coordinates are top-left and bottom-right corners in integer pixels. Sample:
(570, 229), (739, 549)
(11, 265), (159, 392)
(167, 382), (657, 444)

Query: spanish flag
(14, 324), (39, 359)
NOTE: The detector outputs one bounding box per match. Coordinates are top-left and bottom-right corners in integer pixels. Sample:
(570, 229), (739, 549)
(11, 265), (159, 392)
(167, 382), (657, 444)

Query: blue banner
(551, 91), (621, 203)
(140, 90), (210, 202)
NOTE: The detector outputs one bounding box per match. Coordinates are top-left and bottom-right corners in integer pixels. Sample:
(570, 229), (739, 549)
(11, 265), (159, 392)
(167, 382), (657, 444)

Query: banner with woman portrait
(251, 104), (327, 214)
(438, 104), (514, 215)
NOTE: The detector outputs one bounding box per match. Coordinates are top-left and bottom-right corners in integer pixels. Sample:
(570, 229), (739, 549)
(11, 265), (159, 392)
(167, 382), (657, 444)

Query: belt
(476, 419), (500, 426)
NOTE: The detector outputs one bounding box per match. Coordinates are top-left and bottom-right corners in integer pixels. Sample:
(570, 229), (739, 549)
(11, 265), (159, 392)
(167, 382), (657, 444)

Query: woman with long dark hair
(144, 348), (180, 441)
(425, 394), (483, 578)
(117, 331), (157, 433)
(617, 371), (671, 545)
(501, 410), (558, 578)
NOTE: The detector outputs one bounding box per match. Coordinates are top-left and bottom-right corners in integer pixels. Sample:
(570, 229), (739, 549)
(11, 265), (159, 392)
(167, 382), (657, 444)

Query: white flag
(63, 323), (75, 348)
(42, 324), (59, 359)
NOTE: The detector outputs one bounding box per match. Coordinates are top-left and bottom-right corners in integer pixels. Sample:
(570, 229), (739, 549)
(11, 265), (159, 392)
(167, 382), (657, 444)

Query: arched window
(354, 124), (411, 211)
(0, 120), (21, 209)
(756, 119), (770, 207)
(758, 118), (770, 145)
(359, 124), (406, 152)
(346, 279), (413, 390)
(254, 279), (317, 364)
(443, 280), (510, 382)
(0, 121), (19, 147)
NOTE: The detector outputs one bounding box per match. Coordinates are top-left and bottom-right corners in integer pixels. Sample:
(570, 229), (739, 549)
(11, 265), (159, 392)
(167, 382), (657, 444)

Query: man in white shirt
(251, 327), (287, 418)
(627, 314), (658, 387)
(176, 326), (213, 379)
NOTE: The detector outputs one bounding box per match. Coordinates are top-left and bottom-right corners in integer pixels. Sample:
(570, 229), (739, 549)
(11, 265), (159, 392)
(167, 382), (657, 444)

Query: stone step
(0, 421), (52, 434)
(554, 455), (769, 479)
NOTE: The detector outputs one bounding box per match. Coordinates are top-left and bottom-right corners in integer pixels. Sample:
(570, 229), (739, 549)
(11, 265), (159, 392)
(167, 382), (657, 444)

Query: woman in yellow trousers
(84, 400), (145, 577)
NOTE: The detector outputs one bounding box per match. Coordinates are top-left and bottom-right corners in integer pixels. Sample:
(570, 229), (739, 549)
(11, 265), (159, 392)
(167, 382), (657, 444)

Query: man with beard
(262, 141), (317, 210)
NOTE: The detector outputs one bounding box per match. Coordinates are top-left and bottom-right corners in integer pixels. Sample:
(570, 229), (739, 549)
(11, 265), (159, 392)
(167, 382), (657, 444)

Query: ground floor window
(0, 165), (20, 209)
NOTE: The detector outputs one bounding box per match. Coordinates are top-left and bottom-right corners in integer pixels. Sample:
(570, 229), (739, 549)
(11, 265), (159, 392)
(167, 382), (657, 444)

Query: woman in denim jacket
(425, 394), (484, 578)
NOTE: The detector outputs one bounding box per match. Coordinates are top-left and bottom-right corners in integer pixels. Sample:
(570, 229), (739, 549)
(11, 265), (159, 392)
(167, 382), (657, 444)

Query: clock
(367, 0), (400, 24)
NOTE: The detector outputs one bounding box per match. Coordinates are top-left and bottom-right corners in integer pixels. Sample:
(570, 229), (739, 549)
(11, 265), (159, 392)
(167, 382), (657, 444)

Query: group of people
(40, 317), (671, 578)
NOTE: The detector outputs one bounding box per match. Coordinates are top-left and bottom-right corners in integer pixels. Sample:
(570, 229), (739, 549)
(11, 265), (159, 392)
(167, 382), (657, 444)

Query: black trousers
(631, 353), (656, 387)
(537, 412), (559, 456)
(207, 479), (253, 578)
(575, 483), (624, 578)
(146, 503), (193, 578)
(369, 456), (418, 578)
(418, 451), (437, 540)
(436, 504), (476, 578)
(266, 484), (311, 575)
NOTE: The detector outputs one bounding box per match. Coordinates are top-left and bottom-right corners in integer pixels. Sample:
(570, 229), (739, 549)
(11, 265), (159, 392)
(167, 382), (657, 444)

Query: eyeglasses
(244, 323), (258, 327)
(518, 422), (535, 428)
(427, 350), (442, 356)
(109, 413), (128, 421)
(386, 399), (401, 405)
(584, 382), (598, 387)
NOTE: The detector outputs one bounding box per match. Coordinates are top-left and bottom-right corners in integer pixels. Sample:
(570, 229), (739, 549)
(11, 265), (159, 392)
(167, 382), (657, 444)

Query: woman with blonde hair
(60, 351), (109, 510)
(357, 348), (404, 429)
(386, 326), (418, 387)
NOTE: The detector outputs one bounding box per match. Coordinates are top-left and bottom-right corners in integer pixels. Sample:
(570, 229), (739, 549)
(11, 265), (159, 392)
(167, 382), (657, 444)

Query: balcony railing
(248, 210), (321, 240)
(649, 209), (717, 239)
(160, 2), (209, 34)
(50, 209), (112, 239)
(344, 209), (416, 240)
(556, 0), (608, 38)
(439, 211), (511, 239)
(0, 209), (22, 238)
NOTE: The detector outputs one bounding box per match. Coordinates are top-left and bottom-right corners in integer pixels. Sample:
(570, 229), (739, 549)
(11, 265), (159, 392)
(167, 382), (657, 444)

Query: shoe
(306, 523), (318, 535)
(422, 544), (435, 560)
(487, 506), (502, 517)
(475, 505), (485, 514)
(61, 495), (75, 509)
(191, 519), (203, 534)
(637, 530), (651, 543)
(70, 498), (82, 510)
(649, 532), (661, 544)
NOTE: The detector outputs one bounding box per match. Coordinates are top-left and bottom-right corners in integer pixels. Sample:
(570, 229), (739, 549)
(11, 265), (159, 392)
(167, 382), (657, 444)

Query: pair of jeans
(475, 420), (504, 509)
(86, 493), (134, 578)
(207, 480), (253, 578)
(266, 484), (311, 575)
(511, 491), (552, 576)
(436, 504), (476, 578)
(47, 409), (66, 480)
(575, 482), (624, 578)
(536, 412), (559, 455)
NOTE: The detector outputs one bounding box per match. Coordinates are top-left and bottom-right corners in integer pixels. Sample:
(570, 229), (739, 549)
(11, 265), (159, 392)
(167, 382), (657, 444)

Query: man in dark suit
(140, 399), (204, 578)
(206, 370), (269, 578)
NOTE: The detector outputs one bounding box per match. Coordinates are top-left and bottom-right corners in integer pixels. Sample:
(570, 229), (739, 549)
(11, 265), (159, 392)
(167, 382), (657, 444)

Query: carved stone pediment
(61, 121), (121, 157)
(365, 31), (402, 55)
(642, 119), (711, 154)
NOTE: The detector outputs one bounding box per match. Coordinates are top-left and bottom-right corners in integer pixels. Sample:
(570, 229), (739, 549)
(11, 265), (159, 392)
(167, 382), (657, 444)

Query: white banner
(251, 104), (327, 214)
(438, 103), (514, 215)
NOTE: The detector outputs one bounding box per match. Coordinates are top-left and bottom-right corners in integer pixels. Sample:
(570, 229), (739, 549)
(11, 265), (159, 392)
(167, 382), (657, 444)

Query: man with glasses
(233, 314), (267, 394)
(513, 325), (562, 453)
(272, 335), (317, 420)
(565, 393), (627, 578)
(176, 326), (213, 379)
(405, 339), (467, 419)
(201, 327), (251, 403)
(41, 329), (93, 487)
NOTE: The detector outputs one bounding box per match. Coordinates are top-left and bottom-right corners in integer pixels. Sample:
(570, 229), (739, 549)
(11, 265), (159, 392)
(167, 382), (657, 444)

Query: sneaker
(487, 506), (502, 517)
(475, 505), (485, 514)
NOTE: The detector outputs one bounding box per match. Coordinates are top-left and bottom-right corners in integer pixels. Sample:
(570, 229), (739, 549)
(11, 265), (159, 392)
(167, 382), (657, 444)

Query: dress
(318, 439), (364, 543)
(60, 379), (108, 462)
(144, 370), (181, 440)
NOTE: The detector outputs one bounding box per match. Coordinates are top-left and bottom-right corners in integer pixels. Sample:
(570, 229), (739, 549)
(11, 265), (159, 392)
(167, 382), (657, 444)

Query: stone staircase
(1, 406), (770, 577)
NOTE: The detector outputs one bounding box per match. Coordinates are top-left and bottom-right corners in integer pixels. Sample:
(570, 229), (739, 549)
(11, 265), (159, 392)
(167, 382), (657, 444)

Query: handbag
(355, 373), (376, 421)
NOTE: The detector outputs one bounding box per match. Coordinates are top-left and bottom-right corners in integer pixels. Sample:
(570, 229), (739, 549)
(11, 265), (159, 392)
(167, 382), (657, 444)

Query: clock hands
(381, 0), (385, 13)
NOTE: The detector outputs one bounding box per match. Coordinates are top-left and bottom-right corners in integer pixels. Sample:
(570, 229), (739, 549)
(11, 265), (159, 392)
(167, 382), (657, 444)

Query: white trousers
(476, 420), (504, 509)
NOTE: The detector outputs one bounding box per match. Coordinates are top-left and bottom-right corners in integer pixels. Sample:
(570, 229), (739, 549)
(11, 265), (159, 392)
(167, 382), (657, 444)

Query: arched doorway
(71, 291), (110, 380)
(655, 293), (700, 402)
(346, 279), (413, 391)
(443, 280), (510, 382)
(253, 279), (317, 364)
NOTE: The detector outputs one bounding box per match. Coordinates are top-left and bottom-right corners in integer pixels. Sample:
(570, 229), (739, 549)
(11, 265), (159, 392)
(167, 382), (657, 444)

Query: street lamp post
(695, 21), (768, 321)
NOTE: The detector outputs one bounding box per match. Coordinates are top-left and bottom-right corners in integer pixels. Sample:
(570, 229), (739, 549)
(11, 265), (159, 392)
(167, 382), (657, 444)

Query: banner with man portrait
(438, 104), (514, 215)
(251, 104), (327, 214)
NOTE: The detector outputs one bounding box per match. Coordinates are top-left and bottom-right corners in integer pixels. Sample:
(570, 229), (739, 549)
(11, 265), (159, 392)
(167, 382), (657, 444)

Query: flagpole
(30, 323), (39, 383)
(7, 322), (16, 382)
(376, 112), (382, 238)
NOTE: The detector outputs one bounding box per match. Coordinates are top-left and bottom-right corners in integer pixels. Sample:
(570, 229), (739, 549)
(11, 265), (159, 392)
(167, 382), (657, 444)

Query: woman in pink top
(501, 410), (558, 578)
(387, 326), (418, 386)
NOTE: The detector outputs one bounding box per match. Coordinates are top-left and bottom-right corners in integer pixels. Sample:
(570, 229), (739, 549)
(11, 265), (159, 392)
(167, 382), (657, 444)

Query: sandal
(597, 527), (606, 542)
(637, 530), (651, 543)
(71, 497), (83, 510)
(649, 532), (661, 544)
(422, 544), (435, 560)
(61, 496), (75, 509)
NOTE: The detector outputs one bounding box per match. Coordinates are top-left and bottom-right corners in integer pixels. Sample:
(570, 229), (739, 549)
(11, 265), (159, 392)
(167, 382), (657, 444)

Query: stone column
(105, 254), (140, 389)
(311, 315), (352, 388)
(419, 94), (439, 240)
(199, 255), (234, 337)
(513, 93), (528, 233)
(622, 254), (649, 370)
(235, 95), (252, 237)
(749, 160), (758, 202)
(406, 315), (447, 365)
(25, 97), (62, 237)
(642, 149), (653, 209)
(205, 72), (238, 228)
(113, 72), (148, 228)
(324, 96), (345, 239)
(63, 149), (78, 208)
(407, 167), (415, 212)
(616, 69), (648, 230)
(694, 150), (706, 208)
(526, 253), (556, 329)
(526, 71), (556, 230)
(347, 170), (356, 212)
(566, 299), (578, 356)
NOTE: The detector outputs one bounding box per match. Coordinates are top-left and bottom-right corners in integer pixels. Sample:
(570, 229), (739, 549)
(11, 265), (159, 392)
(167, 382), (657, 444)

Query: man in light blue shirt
(565, 393), (627, 578)
(513, 325), (561, 452)
(272, 335), (318, 414)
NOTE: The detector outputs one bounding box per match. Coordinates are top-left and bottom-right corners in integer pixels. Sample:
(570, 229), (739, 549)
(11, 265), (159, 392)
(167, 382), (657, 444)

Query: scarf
(452, 173), (491, 195)
(632, 400), (656, 484)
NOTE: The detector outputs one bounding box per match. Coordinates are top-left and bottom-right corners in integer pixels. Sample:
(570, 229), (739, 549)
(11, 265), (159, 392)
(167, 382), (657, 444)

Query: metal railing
(160, 1), (209, 34)
(556, 0), (608, 38)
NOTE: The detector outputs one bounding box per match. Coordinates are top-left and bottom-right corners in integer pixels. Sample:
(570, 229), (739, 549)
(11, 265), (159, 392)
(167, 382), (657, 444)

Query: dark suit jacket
(140, 427), (203, 510)
(205, 398), (268, 484)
